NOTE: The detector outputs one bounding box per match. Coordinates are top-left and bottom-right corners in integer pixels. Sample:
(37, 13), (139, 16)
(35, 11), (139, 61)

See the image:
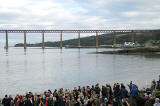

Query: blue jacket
(154, 103), (160, 106)
(130, 88), (138, 97)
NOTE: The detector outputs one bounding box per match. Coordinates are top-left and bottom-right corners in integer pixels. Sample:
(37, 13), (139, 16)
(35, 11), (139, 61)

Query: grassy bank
(97, 47), (160, 54)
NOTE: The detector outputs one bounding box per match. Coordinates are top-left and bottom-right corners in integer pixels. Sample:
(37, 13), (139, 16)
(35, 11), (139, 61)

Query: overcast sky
(0, 0), (160, 46)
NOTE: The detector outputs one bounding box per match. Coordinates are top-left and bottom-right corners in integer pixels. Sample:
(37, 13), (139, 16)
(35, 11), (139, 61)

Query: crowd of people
(0, 75), (160, 106)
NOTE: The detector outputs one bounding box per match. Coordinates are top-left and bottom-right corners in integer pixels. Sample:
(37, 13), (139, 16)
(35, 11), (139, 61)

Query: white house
(124, 42), (135, 47)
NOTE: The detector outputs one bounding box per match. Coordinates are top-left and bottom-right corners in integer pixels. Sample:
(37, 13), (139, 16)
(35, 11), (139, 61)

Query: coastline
(94, 47), (160, 55)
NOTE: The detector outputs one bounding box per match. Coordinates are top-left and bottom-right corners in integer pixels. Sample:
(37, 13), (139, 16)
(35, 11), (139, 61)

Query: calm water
(0, 47), (160, 97)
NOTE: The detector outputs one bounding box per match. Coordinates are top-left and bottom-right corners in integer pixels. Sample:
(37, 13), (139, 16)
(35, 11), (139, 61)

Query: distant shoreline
(94, 47), (160, 55)
(14, 46), (120, 48)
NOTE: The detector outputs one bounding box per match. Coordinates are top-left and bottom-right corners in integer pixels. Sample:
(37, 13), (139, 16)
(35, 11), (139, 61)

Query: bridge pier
(113, 32), (117, 48)
(60, 32), (63, 48)
(131, 32), (135, 43)
(150, 31), (152, 36)
(96, 32), (99, 48)
(24, 32), (27, 49)
(42, 32), (45, 49)
(5, 31), (8, 49)
(78, 32), (81, 48)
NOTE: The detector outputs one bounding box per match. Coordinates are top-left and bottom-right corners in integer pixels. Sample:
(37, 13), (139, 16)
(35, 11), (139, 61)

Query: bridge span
(0, 29), (159, 49)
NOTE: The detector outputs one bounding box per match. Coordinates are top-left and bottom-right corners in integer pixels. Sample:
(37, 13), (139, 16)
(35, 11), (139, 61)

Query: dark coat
(118, 88), (128, 99)
(112, 101), (119, 106)
(102, 86), (107, 97)
(48, 99), (54, 106)
(27, 99), (34, 106)
(136, 96), (146, 106)
(34, 98), (39, 106)
(94, 87), (101, 95)
(2, 98), (10, 106)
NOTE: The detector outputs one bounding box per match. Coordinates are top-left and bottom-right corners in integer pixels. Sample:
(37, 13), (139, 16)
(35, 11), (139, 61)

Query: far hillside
(15, 31), (160, 47)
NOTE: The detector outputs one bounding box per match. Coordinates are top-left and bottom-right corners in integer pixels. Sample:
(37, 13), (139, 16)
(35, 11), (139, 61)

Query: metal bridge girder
(0, 30), (159, 33)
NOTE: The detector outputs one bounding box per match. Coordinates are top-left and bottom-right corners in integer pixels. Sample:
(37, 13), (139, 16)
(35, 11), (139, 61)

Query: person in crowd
(146, 87), (152, 95)
(102, 85), (107, 99)
(48, 95), (54, 106)
(9, 95), (14, 106)
(145, 94), (155, 106)
(14, 95), (21, 106)
(0, 98), (1, 105)
(106, 84), (112, 103)
(84, 96), (89, 106)
(113, 83), (120, 99)
(40, 95), (46, 106)
(130, 84), (139, 106)
(156, 81), (160, 91)
(112, 98), (119, 106)
(90, 85), (95, 94)
(70, 97), (76, 106)
(75, 98), (82, 106)
(136, 94), (146, 106)
(153, 98), (160, 106)
(117, 84), (129, 104)
(2, 95), (10, 106)
(128, 81), (133, 92)
(158, 75), (160, 84)
(94, 83), (101, 95)
(122, 98), (130, 106)
(151, 79), (156, 90)
(33, 93), (39, 106)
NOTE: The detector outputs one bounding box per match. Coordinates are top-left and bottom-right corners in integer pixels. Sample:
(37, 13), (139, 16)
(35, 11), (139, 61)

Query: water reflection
(24, 49), (27, 55)
(42, 52), (46, 72)
(60, 51), (63, 72)
(112, 55), (116, 73)
(5, 49), (8, 56)
(78, 49), (80, 66)
(6, 56), (9, 72)
(96, 48), (99, 53)
(60, 49), (63, 54)
(24, 57), (28, 72)
(143, 53), (160, 59)
(42, 49), (45, 54)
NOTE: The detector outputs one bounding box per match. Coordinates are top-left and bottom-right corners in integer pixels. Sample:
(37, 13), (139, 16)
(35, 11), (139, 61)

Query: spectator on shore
(153, 98), (160, 106)
(9, 95), (14, 106)
(122, 98), (130, 106)
(2, 95), (10, 106)
(102, 85), (107, 99)
(156, 81), (160, 91)
(112, 98), (119, 106)
(136, 94), (146, 106)
(144, 93), (154, 106)
(158, 75), (160, 83)
(128, 81), (133, 92)
(94, 83), (101, 95)
(113, 83), (120, 99)
(0, 98), (2, 106)
(117, 84), (129, 104)
(151, 79), (156, 90)
(106, 84), (112, 103)
(130, 84), (139, 106)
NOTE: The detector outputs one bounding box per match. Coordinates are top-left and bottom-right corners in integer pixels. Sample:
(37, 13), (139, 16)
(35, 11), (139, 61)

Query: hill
(15, 31), (160, 47)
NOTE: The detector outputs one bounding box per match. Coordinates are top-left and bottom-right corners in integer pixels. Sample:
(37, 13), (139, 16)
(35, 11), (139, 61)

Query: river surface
(0, 47), (160, 97)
